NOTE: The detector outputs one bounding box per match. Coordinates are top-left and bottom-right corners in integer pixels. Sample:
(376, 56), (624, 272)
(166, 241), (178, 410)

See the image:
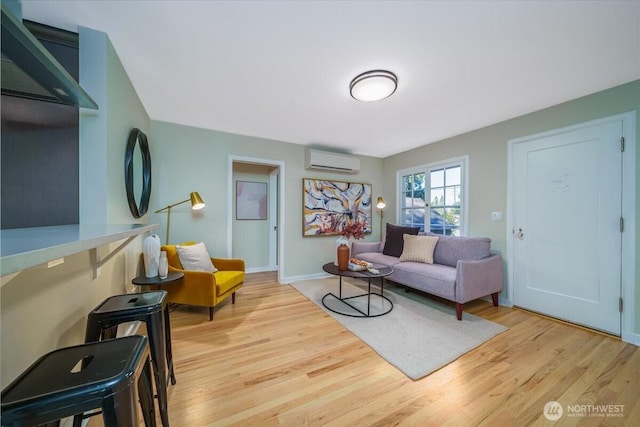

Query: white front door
(512, 119), (623, 335)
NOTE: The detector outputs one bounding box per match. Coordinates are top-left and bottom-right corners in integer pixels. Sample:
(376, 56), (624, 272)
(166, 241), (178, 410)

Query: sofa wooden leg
(209, 307), (214, 321)
(456, 303), (463, 321)
(232, 292), (236, 304)
(491, 292), (499, 307)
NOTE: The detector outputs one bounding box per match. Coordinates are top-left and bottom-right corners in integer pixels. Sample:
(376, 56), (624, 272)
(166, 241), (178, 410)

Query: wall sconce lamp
(155, 191), (205, 244)
(376, 196), (386, 237)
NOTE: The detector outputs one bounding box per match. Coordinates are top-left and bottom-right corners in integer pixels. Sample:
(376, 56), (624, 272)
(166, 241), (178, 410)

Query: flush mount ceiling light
(349, 70), (398, 102)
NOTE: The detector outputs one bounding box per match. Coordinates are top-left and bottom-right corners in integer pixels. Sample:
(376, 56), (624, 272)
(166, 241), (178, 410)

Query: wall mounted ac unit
(305, 149), (360, 174)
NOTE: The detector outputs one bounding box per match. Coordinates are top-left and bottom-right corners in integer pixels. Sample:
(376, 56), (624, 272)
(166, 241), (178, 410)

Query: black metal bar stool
(1, 335), (156, 427)
(82, 290), (174, 427)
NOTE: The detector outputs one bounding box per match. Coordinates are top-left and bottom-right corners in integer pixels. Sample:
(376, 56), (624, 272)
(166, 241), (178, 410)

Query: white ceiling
(21, 1), (640, 158)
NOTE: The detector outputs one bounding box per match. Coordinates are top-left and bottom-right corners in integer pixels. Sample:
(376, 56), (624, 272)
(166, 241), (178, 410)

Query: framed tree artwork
(303, 178), (372, 236)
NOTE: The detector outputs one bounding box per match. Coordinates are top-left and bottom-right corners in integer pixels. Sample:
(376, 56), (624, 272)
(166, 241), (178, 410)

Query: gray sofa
(351, 233), (503, 320)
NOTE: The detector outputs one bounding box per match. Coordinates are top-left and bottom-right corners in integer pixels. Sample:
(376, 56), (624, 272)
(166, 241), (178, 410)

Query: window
(397, 157), (467, 236)
(400, 172), (426, 231)
(429, 165), (461, 236)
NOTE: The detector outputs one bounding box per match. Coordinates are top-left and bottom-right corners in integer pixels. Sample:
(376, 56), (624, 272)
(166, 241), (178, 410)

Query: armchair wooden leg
(491, 292), (499, 307)
(232, 292), (236, 304)
(456, 303), (463, 321)
(209, 307), (214, 321)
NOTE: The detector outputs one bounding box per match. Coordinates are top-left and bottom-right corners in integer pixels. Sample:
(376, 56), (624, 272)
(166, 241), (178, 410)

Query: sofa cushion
(355, 252), (403, 267)
(391, 262), (457, 299)
(399, 235), (439, 264)
(163, 241), (197, 269)
(176, 242), (218, 272)
(382, 224), (420, 257)
(427, 233), (491, 267)
(214, 270), (245, 296)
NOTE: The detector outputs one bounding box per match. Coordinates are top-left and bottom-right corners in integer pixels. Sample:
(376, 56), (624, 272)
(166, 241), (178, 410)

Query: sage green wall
(383, 80), (640, 335)
(1, 28), (151, 386)
(149, 121), (384, 280)
(105, 33), (151, 224)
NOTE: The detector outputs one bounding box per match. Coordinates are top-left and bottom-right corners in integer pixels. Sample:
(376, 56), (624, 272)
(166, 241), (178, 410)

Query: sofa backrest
(427, 233), (491, 267)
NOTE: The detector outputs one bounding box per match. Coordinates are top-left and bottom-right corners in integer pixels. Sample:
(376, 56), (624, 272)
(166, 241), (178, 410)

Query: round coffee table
(322, 262), (393, 317)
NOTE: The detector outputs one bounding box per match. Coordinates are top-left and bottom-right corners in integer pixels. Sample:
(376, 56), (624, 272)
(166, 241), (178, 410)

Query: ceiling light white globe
(350, 70), (397, 102)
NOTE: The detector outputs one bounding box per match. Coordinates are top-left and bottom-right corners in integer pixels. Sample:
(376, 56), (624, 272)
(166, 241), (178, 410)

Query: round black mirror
(125, 128), (151, 218)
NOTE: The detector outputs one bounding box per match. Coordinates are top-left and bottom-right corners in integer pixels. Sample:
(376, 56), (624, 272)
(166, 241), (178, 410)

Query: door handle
(514, 228), (524, 240)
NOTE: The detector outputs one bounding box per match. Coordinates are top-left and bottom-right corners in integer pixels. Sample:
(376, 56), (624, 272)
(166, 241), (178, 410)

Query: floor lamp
(376, 196), (386, 238)
(155, 192), (206, 244)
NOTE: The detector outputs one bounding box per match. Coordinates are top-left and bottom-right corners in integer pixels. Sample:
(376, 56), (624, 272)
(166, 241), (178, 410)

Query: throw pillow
(382, 223), (420, 257)
(399, 234), (439, 264)
(176, 242), (218, 272)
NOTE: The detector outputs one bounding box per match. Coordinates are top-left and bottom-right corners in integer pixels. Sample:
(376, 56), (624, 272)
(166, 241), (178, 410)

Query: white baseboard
(499, 297), (513, 307)
(245, 266), (278, 274)
(280, 272), (330, 284)
(622, 331), (640, 346)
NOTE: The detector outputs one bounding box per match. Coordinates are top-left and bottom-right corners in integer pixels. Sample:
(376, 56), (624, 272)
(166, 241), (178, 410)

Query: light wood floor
(107, 272), (640, 426)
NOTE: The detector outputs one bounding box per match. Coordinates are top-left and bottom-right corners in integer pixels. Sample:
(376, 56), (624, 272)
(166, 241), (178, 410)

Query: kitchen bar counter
(0, 224), (157, 277)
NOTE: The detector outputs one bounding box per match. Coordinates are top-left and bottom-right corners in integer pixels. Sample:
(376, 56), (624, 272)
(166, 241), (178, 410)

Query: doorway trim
(227, 155), (285, 283)
(506, 111), (636, 344)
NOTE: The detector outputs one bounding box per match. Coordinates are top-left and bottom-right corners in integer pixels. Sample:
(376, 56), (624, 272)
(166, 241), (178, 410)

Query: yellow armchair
(157, 242), (245, 321)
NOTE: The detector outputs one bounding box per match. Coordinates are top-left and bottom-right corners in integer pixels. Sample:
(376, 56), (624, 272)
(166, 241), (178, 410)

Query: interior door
(269, 169), (279, 269)
(512, 119), (622, 334)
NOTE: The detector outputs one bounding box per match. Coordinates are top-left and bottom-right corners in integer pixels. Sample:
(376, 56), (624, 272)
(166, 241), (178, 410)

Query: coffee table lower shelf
(322, 289), (393, 318)
(321, 262), (394, 318)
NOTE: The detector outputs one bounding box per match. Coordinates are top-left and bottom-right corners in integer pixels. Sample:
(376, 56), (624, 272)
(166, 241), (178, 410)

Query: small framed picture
(236, 181), (268, 220)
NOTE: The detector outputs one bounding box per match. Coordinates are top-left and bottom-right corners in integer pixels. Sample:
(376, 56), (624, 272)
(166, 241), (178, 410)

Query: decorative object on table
(158, 251), (168, 279)
(340, 220), (366, 240)
(376, 196), (386, 238)
(303, 178), (372, 236)
(349, 258), (373, 271)
(335, 220), (367, 267)
(337, 243), (349, 270)
(143, 234), (161, 278)
(125, 128), (152, 219)
(236, 181), (267, 220)
(291, 278), (507, 380)
(334, 235), (349, 266)
(154, 192), (205, 244)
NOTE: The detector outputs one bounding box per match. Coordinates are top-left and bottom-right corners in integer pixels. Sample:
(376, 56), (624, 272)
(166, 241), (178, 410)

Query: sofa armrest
(211, 258), (245, 272)
(455, 254), (504, 303)
(351, 241), (383, 257)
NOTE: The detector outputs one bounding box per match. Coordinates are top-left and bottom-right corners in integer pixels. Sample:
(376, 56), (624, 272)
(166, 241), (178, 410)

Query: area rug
(290, 278), (507, 380)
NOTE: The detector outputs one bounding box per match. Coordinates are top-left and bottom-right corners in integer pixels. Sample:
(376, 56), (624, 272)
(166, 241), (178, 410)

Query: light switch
(491, 211), (503, 221)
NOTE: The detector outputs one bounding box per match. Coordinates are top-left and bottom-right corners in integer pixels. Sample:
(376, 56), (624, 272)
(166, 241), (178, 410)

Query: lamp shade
(190, 192), (205, 210)
(350, 70), (397, 102)
(376, 197), (386, 209)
